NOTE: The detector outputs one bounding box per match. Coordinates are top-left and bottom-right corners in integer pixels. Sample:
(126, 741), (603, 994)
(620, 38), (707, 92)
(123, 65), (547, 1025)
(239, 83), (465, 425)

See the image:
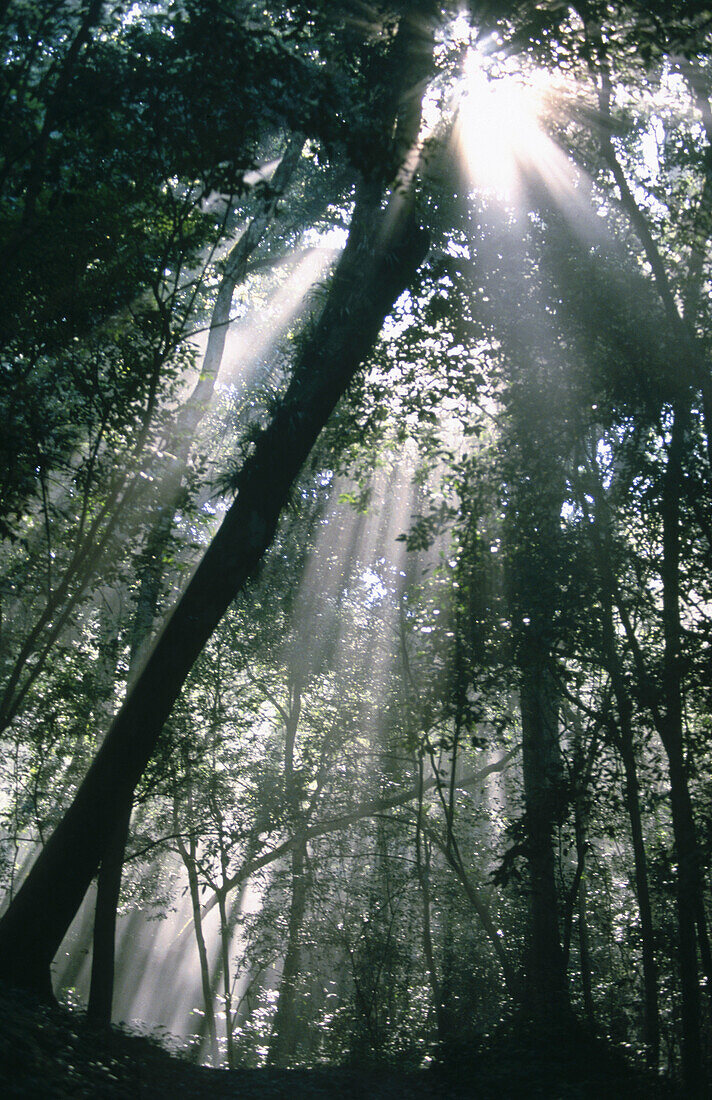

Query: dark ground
(0, 982), (683, 1098)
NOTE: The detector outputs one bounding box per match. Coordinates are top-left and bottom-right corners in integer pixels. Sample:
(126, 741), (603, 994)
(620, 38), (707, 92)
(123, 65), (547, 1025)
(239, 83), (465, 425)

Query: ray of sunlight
(456, 48), (586, 218)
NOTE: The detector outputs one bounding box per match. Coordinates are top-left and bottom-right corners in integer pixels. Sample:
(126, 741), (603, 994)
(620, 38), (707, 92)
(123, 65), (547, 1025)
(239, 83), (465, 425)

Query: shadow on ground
(0, 983), (682, 1098)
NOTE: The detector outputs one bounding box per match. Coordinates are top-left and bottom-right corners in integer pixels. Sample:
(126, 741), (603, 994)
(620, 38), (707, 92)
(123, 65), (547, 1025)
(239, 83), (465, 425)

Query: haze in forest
(0, 2), (711, 1097)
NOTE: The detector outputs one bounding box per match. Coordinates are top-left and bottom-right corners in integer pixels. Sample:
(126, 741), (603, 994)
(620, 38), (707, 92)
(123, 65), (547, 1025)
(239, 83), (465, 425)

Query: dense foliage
(1, 0), (712, 1095)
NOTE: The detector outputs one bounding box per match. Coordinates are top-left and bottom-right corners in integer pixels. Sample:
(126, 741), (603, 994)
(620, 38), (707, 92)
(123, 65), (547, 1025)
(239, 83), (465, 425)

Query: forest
(1, 0), (712, 1096)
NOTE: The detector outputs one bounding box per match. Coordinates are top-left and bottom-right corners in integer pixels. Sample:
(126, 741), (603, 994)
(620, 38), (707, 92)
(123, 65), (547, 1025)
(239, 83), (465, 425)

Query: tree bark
(602, 605), (660, 1066)
(216, 886), (235, 1068)
(0, 12), (433, 999)
(414, 761), (445, 1048)
(585, 462), (666, 1070)
(572, 776), (595, 1031)
(520, 657), (570, 1023)
(268, 674), (307, 1067)
(268, 840), (309, 1066)
(577, 871), (595, 1031)
(86, 798), (132, 1025)
(659, 403), (703, 1095)
(176, 821), (219, 1064)
(610, 696), (660, 1063)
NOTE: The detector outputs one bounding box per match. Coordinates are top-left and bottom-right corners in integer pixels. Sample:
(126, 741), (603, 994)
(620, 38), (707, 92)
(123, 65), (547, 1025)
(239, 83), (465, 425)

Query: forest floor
(0, 982), (683, 1098)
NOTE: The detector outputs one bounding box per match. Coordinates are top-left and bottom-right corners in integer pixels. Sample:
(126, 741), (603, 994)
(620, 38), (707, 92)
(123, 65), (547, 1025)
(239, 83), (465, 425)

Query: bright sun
(457, 50), (559, 203)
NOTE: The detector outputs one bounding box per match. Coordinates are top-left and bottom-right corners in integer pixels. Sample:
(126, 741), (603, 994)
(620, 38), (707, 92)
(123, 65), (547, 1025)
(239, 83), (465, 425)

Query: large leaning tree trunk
(86, 132), (307, 1028)
(0, 6), (436, 999)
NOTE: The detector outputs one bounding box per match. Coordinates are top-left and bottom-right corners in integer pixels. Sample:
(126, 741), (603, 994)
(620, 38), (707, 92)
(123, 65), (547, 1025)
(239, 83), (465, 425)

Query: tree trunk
(0, 12), (432, 998)
(615, 712), (660, 1066)
(85, 134), (307, 1024)
(268, 672), (307, 1066)
(611, 688), (660, 1066)
(659, 404), (703, 1095)
(520, 658), (569, 1023)
(590, 60), (710, 1087)
(414, 767), (445, 1049)
(215, 886), (235, 1068)
(588, 480), (661, 1066)
(268, 840), (309, 1066)
(577, 873), (595, 1032)
(176, 826), (219, 1064)
(86, 799), (132, 1025)
(422, 821), (522, 1002)
(602, 405), (707, 1091)
(572, 785), (595, 1031)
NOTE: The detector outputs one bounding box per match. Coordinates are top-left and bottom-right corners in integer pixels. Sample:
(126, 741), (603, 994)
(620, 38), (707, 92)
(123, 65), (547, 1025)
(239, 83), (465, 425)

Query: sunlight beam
(456, 49), (584, 218)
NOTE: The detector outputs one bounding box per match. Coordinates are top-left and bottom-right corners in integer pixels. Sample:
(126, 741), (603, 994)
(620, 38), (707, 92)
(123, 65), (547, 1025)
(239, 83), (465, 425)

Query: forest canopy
(1, 0), (712, 1094)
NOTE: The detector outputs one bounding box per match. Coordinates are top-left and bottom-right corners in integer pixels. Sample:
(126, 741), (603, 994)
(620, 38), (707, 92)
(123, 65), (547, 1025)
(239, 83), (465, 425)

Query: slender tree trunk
(215, 886), (234, 1068)
(588, 483), (661, 1066)
(582, 29), (708, 1083)
(659, 404), (703, 1095)
(179, 841), (219, 1063)
(666, 750), (703, 1090)
(207, 768), (237, 1069)
(572, 788), (595, 1031)
(520, 657), (569, 1024)
(268, 674), (307, 1066)
(174, 788), (219, 1064)
(414, 764), (445, 1049)
(577, 873), (595, 1031)
(422, 821), (522, 1002)
(86, 603), (145, 1026)
(439, 900), (457, 1051)
(561, 713), (597, 1032)
(616, 714), (660, 1065)
(83, 596), (125, 1027)
(601, 407), (708, 1090)
(268, 840), (309, 1066)
(612, 695), (660, 1065)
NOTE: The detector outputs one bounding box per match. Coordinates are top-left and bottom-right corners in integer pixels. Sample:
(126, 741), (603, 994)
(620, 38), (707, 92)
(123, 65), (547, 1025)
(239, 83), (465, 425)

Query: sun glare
(457, 50), (577, 208)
